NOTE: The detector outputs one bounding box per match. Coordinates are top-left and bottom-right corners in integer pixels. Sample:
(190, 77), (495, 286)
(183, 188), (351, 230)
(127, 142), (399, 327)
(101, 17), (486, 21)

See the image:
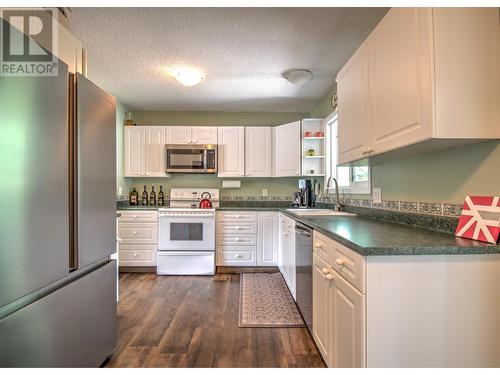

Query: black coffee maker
(298, 179), (315, 208)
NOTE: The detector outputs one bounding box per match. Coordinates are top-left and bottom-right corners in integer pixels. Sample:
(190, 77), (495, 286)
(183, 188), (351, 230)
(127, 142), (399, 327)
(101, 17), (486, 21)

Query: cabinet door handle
(240, 172), (244, 176)
(321, 267), (329, 274)
(192, 139), (198, 144)
(133, 231), (139, 235)
(133, 253), (138, 257)
(117, 237), (122, 242)
(326, 273), (334, 280)
(335, 258), (345, 266)
(235, 254), (242, 259)
(314, 242), (322, 248)
(133, 215), (138, 218)
(145, 172), (150, 176)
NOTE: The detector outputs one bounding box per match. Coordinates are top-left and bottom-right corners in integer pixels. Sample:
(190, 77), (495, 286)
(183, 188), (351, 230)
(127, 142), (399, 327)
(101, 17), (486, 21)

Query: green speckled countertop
(281, 212), (500, 256)
(117, 203), (500, 256)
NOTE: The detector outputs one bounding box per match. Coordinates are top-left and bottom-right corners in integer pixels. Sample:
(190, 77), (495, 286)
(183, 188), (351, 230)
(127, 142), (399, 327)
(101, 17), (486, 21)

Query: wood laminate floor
(107, 273), (325, 368)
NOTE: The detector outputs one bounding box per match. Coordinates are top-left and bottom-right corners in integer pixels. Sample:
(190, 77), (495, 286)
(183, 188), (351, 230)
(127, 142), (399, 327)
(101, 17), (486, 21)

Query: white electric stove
(157, 188), (219, 275)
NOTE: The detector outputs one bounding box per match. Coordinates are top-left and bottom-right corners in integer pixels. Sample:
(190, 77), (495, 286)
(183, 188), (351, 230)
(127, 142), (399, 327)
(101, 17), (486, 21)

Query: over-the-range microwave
(165, 144), (217, 174)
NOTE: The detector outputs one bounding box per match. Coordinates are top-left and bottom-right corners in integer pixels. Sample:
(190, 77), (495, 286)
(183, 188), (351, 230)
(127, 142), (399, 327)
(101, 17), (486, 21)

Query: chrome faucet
(327, 176), (343, 212)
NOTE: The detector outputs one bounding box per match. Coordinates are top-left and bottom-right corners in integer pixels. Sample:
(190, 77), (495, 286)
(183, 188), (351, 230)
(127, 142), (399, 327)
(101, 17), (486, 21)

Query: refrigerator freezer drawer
(0, 261), (117, 367)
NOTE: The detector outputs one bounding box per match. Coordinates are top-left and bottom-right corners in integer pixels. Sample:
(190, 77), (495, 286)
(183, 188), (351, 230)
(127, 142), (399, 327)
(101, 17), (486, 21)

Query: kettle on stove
(199, 192), (213, 208)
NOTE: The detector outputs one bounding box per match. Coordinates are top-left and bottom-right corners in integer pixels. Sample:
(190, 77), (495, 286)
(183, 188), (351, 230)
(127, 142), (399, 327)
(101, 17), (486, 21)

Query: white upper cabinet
(245, 127), (272, 177)
(273, 121), (300, 177)
(165, 126), (192, 144)
(144, 126), (166, 177)
(124, 126), (145, 177)
(337, 47), (370, 164)
(433, 8), (500, 138)
(368, 8), (433, 155)
(336, 7), (500, 164)
(191, 127), (218, 144)
(166, 126), (218, 144)
(124, 126), (166, 177)
(217, 127), (245, 177)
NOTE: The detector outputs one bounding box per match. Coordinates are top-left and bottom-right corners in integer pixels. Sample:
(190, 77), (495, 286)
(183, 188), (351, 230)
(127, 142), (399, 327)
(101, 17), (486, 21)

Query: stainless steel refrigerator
(0, 20), (117, 367)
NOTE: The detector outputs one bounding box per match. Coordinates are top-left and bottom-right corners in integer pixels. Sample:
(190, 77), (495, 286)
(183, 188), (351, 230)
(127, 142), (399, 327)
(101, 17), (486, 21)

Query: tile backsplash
(117, 194), (464, 218)
(318, 196), (463, 218)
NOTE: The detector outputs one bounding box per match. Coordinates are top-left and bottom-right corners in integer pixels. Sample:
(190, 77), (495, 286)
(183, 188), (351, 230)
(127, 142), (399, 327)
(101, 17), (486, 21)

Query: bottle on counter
(158, 185), (165, 206)
(129, 187), (139, 206)
(149, 185), (156, 206)
(141, 185), (148, 206)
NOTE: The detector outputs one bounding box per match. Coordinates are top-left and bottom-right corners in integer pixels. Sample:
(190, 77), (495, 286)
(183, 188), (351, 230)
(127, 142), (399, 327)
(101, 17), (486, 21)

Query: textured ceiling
(69, 7), (388, 112)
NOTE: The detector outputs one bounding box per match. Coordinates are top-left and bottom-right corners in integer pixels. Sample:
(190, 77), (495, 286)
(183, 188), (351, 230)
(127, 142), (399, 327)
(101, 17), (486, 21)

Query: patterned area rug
(239, 272), (305, 327)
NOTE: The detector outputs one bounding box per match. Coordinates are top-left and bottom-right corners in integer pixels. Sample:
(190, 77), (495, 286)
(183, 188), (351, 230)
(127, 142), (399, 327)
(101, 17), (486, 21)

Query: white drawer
(217, 211), (257, 223)
(118, 223), (158, 244)
(279, 222), (294, 238)
(217, 222), (257, 234)
(216, 246), (256, 266)
(217, 234), (257, 247)
(313, 231), (366, 294)
(119, 245), (157, 266)
(118, 210), (157, 223)
(279, 213), (296, 233)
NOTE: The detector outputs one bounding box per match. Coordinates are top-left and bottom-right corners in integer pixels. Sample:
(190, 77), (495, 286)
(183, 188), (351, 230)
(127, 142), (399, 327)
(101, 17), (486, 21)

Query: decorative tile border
(317, 196), (463, 218)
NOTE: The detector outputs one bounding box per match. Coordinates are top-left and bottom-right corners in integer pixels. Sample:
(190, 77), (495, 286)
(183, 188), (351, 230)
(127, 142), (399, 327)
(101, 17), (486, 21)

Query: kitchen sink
(285, 208), (357, 217)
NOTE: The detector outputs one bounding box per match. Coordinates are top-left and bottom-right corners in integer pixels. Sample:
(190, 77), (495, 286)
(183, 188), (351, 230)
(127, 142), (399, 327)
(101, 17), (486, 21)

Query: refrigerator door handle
(69, 73), (78, 272)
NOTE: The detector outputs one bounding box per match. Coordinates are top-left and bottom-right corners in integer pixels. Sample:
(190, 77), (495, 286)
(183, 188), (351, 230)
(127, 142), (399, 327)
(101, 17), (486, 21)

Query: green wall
(128, 176), (302, 197)
(310, 87), (336, 118)
(120, 111), (311, 198)
(370, 141), (500, 204)
(312, 91), (500, 204)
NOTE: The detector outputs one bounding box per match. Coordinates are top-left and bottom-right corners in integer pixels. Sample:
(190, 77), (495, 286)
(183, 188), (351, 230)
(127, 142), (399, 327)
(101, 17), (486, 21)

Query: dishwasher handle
(295, 224), (312, 237)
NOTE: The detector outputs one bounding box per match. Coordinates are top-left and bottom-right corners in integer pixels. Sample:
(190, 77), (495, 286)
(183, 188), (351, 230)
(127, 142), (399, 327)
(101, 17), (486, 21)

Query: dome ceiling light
(283, 69), (313, 86)
(164, 66), (205, 86)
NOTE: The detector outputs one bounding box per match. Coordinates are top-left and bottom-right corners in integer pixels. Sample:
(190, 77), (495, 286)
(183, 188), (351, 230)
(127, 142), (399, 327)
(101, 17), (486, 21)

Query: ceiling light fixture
(283, 69), (313, 86)
(170, 66), (205, 86)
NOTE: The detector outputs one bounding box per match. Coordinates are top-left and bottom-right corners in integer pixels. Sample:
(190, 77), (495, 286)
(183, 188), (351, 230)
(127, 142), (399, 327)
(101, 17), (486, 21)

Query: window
(325, 111), (371, 194)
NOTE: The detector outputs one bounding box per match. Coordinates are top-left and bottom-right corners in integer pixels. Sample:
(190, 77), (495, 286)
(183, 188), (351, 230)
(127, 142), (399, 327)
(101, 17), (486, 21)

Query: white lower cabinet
(312, 231), (366, 368)
(330, 267), (366, 368)
(278, 213), (296, 299)
(117, 210), (158, 267)
(216, 211), (278, 267)
(257, 212), (278, 266)
(312, 253), (331, 363)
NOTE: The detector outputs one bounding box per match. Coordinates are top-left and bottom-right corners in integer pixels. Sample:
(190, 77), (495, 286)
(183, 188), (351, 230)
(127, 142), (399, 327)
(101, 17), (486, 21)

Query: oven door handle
(158, 213), (215, 218)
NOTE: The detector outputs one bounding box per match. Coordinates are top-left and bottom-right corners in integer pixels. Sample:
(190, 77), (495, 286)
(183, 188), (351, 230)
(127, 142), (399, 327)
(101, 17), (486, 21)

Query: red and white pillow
(455, 196), (500, 244)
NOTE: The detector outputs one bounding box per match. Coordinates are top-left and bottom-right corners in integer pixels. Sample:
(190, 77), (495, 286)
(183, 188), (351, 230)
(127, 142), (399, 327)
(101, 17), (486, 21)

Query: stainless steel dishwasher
(295, 223), (313, 331)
